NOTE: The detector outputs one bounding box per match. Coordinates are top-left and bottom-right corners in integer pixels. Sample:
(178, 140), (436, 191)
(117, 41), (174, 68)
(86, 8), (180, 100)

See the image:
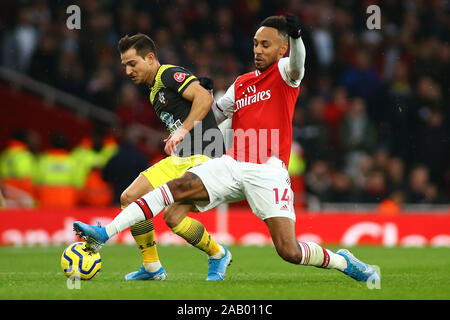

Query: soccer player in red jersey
(75, 14), (380, 283)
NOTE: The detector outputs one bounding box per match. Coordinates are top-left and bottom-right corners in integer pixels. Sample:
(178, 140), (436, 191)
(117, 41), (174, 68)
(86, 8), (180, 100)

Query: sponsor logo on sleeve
(174, 72), (189, 82)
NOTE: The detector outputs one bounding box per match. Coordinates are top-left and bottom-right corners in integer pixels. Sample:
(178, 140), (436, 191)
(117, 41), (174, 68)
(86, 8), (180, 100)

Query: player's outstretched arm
(181, 81), (214, 132)
(286, 13), (306, 81)
(164, 81), (214, 154)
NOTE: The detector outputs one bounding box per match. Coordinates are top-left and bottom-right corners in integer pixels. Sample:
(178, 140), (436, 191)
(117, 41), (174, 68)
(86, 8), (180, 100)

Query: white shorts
(187, 155), (296, 221)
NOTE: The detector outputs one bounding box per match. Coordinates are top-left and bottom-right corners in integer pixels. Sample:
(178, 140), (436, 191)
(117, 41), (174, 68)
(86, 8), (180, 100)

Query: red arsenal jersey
(215, 57), (301, 167)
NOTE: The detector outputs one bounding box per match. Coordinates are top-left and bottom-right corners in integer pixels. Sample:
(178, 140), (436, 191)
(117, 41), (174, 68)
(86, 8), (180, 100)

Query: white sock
(298, 242), (347, 271)
(105, 202), (146, 238)
(209, 245), (225, 259)
(144, 261), (162, 273)
(326, 249), (348, 271)
(105, 184), (175, 238)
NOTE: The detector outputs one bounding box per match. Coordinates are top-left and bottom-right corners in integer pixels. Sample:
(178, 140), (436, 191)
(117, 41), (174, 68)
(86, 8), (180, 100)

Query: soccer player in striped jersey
(109, 34), (227, 281)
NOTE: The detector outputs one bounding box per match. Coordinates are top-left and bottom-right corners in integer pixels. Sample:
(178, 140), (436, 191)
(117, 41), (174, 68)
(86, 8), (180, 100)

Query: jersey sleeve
(278, 57), (302, 88)
(212, 81), (235, 123)
(160, 66), (199, 96)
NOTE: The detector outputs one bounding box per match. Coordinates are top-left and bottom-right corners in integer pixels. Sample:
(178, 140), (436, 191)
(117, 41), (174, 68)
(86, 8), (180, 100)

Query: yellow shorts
(140, 154), (211, 188)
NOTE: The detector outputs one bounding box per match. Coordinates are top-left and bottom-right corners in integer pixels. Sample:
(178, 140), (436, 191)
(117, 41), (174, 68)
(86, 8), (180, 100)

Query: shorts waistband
(260, 156), (287, 169)
(228, 155), (287, 169)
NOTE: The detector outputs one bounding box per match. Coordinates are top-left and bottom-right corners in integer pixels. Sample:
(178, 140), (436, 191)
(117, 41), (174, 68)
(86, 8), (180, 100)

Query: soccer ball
(61, 242), (101, 280)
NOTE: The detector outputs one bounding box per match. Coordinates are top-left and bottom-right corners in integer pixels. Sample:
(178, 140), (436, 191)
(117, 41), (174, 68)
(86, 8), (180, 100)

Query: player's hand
(199, 76), (214, 91)
(164, 127), (189, 155)
(198, 76), (214, 96)
(285, 13), (301, 39)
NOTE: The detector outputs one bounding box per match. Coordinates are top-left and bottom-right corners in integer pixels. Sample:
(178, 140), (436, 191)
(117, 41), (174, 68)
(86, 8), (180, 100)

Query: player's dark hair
(259, 16), (289, 39)
(118, 33), (157, 58)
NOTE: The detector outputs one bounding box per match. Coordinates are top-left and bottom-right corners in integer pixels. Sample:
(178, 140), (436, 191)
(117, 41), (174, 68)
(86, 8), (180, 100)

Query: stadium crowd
(0, 0), (449, 208)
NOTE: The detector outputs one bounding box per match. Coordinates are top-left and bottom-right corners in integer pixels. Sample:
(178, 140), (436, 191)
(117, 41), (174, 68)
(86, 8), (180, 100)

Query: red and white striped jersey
(214, 57), (301, 167)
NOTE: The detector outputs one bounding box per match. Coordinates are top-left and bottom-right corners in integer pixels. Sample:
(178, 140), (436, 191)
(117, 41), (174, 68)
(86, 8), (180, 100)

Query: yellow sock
(171, 216), (223, 257)
(130, 220), (160, 267)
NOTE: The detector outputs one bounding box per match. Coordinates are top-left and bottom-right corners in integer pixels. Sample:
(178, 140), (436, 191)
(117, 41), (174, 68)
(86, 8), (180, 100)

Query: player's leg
(241, 159), (368, 279)
(155, 177), (232, 281)
(265, 216), (380, 282)
(120, 174), (153, 207)
(264, 216), (347, 268)
(74, 156), (236, 281)
(118, 170), (232, 280)
(169, 156), (244, 280)
(75, 172), (210, 246)
(164, 202), (225, 259)
(146, 155), (226, 260)
(120, 174), (166, 280)
(120, 155), (212, 280)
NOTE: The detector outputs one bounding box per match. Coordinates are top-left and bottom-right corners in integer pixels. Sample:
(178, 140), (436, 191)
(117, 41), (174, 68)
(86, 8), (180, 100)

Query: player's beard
(254, 56), (278, 72)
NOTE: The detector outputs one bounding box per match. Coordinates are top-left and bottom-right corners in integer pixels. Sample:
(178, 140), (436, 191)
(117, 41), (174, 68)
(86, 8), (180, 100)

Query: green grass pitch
(0, 244), (449, 300)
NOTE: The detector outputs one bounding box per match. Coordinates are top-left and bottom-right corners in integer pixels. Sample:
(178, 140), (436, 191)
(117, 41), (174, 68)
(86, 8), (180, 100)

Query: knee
(120, 190), (135, 208)
(163, 209), (177, 229)
(163, 204), (184, 229)
(275, 243), (302, 264)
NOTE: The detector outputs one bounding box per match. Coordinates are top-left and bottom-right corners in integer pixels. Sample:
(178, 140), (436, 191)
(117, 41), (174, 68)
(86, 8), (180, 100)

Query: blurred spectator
(386, 157), (406, 193)
(305, 160), (331, 202)
(352, 154), (374, 191)
(360, 170), (388, 203)
(409, 76), (443, 132)
(1, 6), (39, 72)
(315, 75), (333, 101)
(102, 127), (150, 205)
(410, 37), (442, 85)
(423, 184), (444, 204)
(71, 136), (98, 190)
(372, 147), (390, 173)
(71, 132), (117, 207)
(311, 4), (334, 69)
(0, 129), (36, 207)
(86, 67), (117, 110)
(412, 107), (449, 187)
(28, 31), (59, 85)
(35, 133), (78, 208)
(99, 135), (119, 168)
(378, 190), (405, 217)
(339, 97), (376, 177)
(323, 86), (350, 149)
(29, 0), (51, 28)
(55, 49), (86, 97)
(71, 132), (117, 187)
(323, 171), (355, 203)
(114, 83), (161, 128)
(340, 48), (383, 122)
(386, 60), (412, 160)
(295, 97), (331, 163)
(405, 165), (434, 204)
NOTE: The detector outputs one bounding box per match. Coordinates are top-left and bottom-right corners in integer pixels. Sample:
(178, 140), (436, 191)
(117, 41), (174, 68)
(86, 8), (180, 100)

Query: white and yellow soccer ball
(61, 242), (101, 280)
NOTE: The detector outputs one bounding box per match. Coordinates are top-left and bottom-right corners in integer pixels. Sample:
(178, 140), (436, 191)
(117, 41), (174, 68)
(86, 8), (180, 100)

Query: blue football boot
(73, 221), (109, 253)
(124, 265), (168, 281)
(206, 247), (232, 281)
(337, 249), (380, 282)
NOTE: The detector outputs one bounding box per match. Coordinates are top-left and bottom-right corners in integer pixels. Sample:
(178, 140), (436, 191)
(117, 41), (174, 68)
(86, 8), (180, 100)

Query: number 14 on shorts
(273, 188), (291, 206)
